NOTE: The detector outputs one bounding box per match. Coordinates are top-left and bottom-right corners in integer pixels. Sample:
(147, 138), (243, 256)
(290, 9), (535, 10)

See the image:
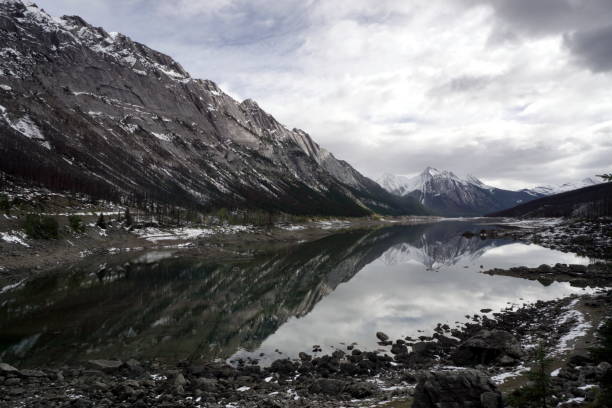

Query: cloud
(477, 0), (612, 73)
(475, 0), (612, 36)
(564, 25), (612, 72)
(33, 0), (612, 189)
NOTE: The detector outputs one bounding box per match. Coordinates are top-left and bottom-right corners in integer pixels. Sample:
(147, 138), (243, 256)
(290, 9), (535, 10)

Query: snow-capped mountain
(378, 167), (541, 216)
(524, 177), (602, 196)
(0, 0), (425, 216)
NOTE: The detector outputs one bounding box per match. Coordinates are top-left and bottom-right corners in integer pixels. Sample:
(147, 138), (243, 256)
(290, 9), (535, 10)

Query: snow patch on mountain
(377, 167), (541, 216)
(377, 167), (493, 197)
(525, 178), (602, 196)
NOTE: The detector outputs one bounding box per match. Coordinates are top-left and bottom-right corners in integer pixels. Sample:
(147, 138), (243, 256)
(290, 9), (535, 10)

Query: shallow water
(0, 220), (597, 367)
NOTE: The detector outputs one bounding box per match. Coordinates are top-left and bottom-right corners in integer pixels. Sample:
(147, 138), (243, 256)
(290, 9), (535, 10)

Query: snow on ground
(557, 397), (585, 406)
(133, 224), (258, 243)
(151, 132), (172, 141)
(1, 279), (24, 294)
(0, 231), (29, 247)
(491, 364), (530, 385)
(134, 251), (174, 263)
(551, 299), (592, 356)
(499, 218), (565, 229)
(135, 227), (213, 242)
(278, 224), (306, 231)
(315, 220), (352, 230)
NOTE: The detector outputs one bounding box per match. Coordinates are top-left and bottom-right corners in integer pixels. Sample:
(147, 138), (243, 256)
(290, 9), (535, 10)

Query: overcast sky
(35, 0), (612, 189)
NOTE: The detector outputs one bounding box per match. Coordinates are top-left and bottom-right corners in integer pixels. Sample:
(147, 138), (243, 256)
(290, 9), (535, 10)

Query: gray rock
(346, 381), (377, 399)
(19, 369), (46, 377)
(174, 373), (187, 386)
(0, 362), (19, 374)
(195, 377), (218, 391)
(298, 352), (312, 362)
(451, 330), (523, 366)
(391, 343), (408, 355)
(87, 359), (123, 372)
(412, 370), (502, 408)
(308, 378), (347, 395)
(376, 332), (390, 342)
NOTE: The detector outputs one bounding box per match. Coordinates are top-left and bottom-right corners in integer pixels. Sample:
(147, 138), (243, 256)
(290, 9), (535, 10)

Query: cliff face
(0, 0), (425, 216)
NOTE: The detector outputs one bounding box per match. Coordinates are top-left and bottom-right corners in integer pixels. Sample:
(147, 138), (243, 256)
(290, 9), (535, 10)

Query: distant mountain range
(0, 0), (425, 217)
(521, 177), (602, 196)
(378, 167), (603, 217)
(490, 182), (612, 218)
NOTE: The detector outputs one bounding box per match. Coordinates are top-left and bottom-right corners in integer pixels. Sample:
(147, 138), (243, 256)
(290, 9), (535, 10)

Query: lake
(0, 220), (596, 367)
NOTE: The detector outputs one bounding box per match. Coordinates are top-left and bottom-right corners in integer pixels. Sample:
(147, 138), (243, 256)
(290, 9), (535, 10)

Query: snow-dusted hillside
(0, 0), (425, 216)
(524, 177), (602, 196)
(378, 167), (541, 216)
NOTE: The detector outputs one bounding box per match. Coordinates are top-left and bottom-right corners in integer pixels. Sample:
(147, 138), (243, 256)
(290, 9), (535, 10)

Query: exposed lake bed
(1, 217), (611, 407)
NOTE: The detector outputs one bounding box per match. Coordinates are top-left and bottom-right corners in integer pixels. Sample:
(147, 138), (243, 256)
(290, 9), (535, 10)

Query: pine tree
(124, 207), (133, 227)
(96, 213), (107, 229)
(597, 173), (612, 182)
(508, 342), (552, 408)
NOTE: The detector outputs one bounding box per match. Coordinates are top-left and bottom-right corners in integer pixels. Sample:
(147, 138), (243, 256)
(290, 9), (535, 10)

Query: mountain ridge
(488, 182), (612, 218)
(378, 167), (540, 217)
(0, 0), (426, 216)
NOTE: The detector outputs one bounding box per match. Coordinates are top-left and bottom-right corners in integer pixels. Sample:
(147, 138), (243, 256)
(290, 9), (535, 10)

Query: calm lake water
(0, 220), (596, 367)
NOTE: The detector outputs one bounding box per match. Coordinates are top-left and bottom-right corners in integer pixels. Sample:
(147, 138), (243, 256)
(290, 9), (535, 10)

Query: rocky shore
(2, 289), (610, 407)
(477, 218), (612, 260)
(484, 262), (612, 288)
(2, 212), (612, 407)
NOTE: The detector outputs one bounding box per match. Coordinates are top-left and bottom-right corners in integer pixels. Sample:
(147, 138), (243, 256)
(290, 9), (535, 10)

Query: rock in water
(412, 370), (503, 408)
(451, 329), (523, 367)
(376, 332), (389, 342)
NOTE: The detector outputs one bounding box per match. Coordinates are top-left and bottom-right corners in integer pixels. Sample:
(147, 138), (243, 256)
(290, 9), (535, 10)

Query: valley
(0, 1), (611, 407)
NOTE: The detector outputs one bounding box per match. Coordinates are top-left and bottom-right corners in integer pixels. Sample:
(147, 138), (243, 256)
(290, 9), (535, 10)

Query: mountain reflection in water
(0, 221), (592, 367)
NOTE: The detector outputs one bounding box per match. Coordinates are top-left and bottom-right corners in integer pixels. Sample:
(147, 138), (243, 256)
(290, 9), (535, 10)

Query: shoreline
(1, 215), (611, 407)
(0, 288), (609, 407)
(1, 215), (442, 286)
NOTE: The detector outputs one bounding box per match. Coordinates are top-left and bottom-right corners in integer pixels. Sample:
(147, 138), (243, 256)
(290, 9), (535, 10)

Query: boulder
(87, 359), (123, 372)
(346, 381), (377, 398)
(391, 343), (408, 355)
(451, 330), (523, 366)
(412, 370), (503, 408)
(376, 332), (389, 342)
(0, 362), (19, 374)
(307, 378), (347, 395)
(269, 359), (296, 375)
(298, 352), (312, 362)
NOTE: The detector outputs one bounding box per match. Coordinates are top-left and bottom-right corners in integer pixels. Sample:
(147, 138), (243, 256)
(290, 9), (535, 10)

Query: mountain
(0, 1), (426, 217)
(378, 167), (541, 217)
(489, 182), (612, 218)
(522, 177), (602, 196)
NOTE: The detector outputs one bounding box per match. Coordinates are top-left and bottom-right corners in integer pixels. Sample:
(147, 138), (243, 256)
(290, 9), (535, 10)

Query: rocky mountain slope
(378, 167), (540, 217)
(0, 0), (425, 216)
(489, 182), (612, 218)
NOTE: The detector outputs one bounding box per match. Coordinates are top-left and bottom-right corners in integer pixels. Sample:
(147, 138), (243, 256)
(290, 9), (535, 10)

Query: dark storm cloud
(477, 0), (612, 35)
(476, 0), (612, 72)
(564, 25), (612, 73)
